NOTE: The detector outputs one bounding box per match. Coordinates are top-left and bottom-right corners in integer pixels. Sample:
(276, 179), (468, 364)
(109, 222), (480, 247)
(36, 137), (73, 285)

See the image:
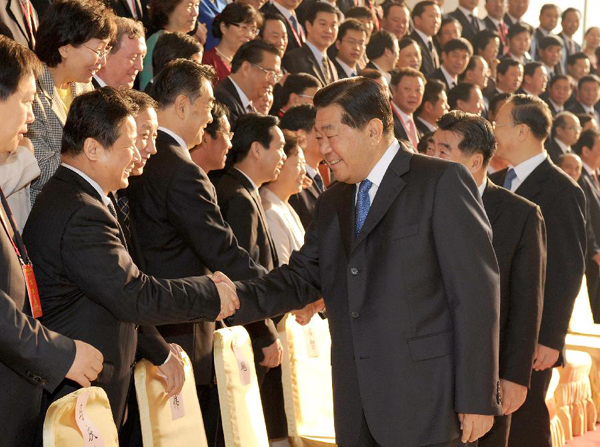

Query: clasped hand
(210, 271), (240, 320)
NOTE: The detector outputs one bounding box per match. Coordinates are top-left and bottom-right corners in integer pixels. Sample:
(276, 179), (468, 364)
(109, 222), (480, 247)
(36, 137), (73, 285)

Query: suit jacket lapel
(354, 149), (410, 248)
(335, 182), (355, 258)
(514, 159), (551, 201)
(303, 45), (327, 86)
(6, 0), (30, 44)
(482, 180), (504, 226)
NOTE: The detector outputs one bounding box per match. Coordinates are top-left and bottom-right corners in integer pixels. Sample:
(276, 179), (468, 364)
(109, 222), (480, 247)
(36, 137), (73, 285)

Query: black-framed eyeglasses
(250, 63), (283, 83)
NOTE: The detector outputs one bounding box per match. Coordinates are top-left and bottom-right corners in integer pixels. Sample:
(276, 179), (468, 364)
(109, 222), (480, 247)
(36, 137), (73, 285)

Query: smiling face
(306, 11), (339, 52)
(0, 73), (36, 154)
(562, 10), (580, 37)
(442, 49), (470, 77)
(397, 42), (422, 70)
(130, 107), (158, 177)
(100, 36), (147, 88)
(458, 86), (484, 115)
(62, 38), (111, 84)
(275, 146), (306, 196)
(259, 126), (287, 182)
(262, 19), (288, 54)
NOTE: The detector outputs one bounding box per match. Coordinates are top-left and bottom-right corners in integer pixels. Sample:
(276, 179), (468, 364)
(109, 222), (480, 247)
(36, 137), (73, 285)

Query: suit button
(350, 267), (359, 276)
(351, 312), (359, 318)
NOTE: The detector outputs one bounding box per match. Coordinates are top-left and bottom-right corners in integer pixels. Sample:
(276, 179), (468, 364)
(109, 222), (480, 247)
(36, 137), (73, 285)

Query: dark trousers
(507, 368), (553, 447)
(478, 414), (511, 447)
(586, 262), (600, 323)
(198, 384), (225, 447)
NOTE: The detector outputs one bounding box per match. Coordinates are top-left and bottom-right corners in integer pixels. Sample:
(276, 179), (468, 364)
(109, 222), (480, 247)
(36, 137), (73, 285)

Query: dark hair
(280, 73), (321, 107)
(111, 16), (144, 53)
(585, 27), (600, 37)
(442, 38), (473, 56)
(366, 30), (397, 60)
(578, 74), (600, 90)
(391, 66), (426, 87)
(507, 94), (552, 141)
(577, 114), (595, 128)
(488, 92), (512, 118)
(204, 102), (230, 139)
(548, 73), (571, 89)
(523, 61), (543, 78)
(231, 39), (281, 73)
(438, 16), (462, 34)
(123, 88), (158, 112)
(212, 3), (263, 39)
(539, 35), (563, 50)
(540, 3), (560, 15)
(0, 36), (43, 101)
(282, 129), (301, 157)
(399, 37), (418, 52)
(448, 82), (476, 110)
(280, 104), (316, 132)
(416, 130), (434, 154)
(35, 0), (117, 67)
(507, 23), (533, 40)
(305, 1), (341, 26)
(551, 111), (577, 138)
(62, 87), (138, 156)
(459, 55), (484, 81)
(313, 77), (393, 135)
(260, 12), (286, 38)
(573, 129), (600, 156)
(437, 110), (497, 165)
(412, 0), (437, 19)
(150, 59), (216, 107)
(562, 7), (581, 21)
(228, 113), (279, 164)
(497, 58), (521, 75)
(382, 0), (407, 18)
(152, 31), (203, 74)
(416, 79), (445, 115)
(0, 21), (13, 39)
(337, 18), (365, 42)
(358, 68), (385, 80)
(567, 52), (590, 66)
(148, 0), (185, 32)
(473, 29), (500, 55)
(346, 6), (372, 20)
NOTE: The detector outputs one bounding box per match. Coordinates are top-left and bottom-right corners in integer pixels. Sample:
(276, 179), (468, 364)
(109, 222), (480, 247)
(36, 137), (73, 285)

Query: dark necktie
(322, 55), (332, 85)
(117, 195), (131, 241)
(503, 168), (517, 190)
(355, 179), (373, 236)
(107, 201), (118, 219)
(313, 173), (324, 193)
(470, 14), (480, 33)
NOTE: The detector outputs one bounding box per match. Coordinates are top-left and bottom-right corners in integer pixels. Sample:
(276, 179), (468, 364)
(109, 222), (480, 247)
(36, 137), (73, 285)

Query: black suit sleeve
(582, 180), (600, 256)
(62, 204), (221, 325)
(0, 289), (76, 392)
(538, 183), (586, 351)
(136, 326), (171, 365)
(501, 205), (546, 387)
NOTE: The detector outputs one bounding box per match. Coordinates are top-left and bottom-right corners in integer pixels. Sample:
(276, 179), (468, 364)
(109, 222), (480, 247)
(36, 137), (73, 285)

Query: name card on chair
(75, 390), (105, 447)
(169, 393), (186, 420)
(303, 326), (320, 358)
(232, 337), (251, 386)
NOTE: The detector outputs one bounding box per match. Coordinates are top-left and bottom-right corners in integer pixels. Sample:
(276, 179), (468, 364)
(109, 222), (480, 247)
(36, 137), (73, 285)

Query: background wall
(399, 0), (598, 46)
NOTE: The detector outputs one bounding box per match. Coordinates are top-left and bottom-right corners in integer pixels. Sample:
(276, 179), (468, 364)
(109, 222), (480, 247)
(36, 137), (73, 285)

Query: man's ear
(82, 137), (102, 161)
(174, 94), (190, 119)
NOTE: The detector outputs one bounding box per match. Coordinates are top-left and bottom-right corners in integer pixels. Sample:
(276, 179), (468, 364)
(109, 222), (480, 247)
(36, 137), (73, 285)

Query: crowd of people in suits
(1, 0), (600, 446)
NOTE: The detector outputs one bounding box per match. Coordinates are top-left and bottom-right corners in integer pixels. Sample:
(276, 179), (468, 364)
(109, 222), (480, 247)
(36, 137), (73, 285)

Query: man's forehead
(315, 105), (344, 130)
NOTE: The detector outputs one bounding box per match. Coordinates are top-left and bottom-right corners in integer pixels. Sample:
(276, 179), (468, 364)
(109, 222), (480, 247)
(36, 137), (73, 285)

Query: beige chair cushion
(43, 386), (118, 447)
(214, 326), (269, 447)
(134, 349), (208, 446)
(569, 276), (600, 336)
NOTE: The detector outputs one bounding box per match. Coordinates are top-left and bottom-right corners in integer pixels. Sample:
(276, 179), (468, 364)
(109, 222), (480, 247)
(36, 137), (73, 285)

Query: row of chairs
(43, 313), (337, 447)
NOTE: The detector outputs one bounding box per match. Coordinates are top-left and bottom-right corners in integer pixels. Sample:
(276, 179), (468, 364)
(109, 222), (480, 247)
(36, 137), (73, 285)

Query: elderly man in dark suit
(0, 35), (104, 447)
(431, 111), (546, 447)
(545, 111), (581, 164)
(217, 77), (503, 446)
(573, 130), (600, 323)
(23, 88), (238, 432)
(490, 94), (587, 447)
(215, 39), (282, 125)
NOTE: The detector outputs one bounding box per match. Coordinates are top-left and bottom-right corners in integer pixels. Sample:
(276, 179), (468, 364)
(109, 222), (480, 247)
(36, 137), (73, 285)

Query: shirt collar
(506, 13), (520, 24)
(554, 137), (571, 154)
(414, 28), (433, 45)
(582, 103), (596, 115)
(458, 5), (476, 19)
(511, 151), (548, 184)
(93, 75), (107, 88)
(158, 126), (190, 156)
(548, 98), (563, 112)
(441, 65), (457, 85)
(372, 62), (391, 84)
(61, 163), (111, 206)
(416, 116), (436, 132)
(305, 40), (325, 65)
(234, 167), (259, 192)
(478, 177), (487, 198)
(487, 16), (501, 27)
(335, 57), (356, 77)
(360, 139), (401, 190)
(538, 27), (550, 37)
(391, 102), (413, 123)
(583, 162), (595, 176)
(228, 76), (253, 110)
(271, 0), (293, 20)
(305, 164), (318, 178)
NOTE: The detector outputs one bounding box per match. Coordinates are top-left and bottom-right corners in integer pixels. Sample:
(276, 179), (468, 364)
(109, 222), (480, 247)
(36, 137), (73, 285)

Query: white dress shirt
(507, 151), (548, 192)
(158, 126), (190, 156)
(306, 40), (326, 66)
(335, 57), (356, 77)
(354, 139), (400, 204)
(229, 77), (253, 111)
(371, 61), (391, 85)
(555, 138), (571, 155)
(440, 65), (458, 89)
(548, 98), (564, 113)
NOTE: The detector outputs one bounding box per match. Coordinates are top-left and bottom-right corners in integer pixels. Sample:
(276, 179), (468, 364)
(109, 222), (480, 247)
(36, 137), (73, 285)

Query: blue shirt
(199, 0), (228, 51)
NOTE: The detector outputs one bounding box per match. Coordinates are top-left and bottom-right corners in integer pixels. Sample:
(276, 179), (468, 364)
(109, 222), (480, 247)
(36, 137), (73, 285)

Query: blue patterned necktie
(503, 168), (517, 190)
(355, 179), (373, 236)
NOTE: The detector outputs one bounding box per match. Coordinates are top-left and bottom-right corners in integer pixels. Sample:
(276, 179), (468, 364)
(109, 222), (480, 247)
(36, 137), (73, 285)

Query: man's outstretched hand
(210, 271), (240, 320)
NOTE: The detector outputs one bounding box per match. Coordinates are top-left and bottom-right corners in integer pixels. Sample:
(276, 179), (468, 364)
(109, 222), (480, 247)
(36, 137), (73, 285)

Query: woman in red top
(202, 3), (263, 84)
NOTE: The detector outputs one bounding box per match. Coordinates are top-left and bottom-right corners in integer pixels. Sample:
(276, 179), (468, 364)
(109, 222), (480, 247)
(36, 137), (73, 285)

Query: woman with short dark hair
(28, 0), (116, 203)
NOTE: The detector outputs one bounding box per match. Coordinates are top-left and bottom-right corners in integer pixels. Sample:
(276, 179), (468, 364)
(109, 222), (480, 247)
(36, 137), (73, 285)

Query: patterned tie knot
(355, 179), (373, 236)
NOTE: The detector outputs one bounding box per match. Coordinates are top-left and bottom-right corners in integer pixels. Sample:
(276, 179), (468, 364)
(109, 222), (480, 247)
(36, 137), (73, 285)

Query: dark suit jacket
(430, 67), (452, 91)
(109, 0), (144, 21)
(283, 44), (339, 87)
(540, 93), (564, 117)
(449, 8), (485, 45)
(260, 2), (303, 54)
(126, 131), (270, 385)
(23, 166), (221, 424)
(214, 77), (247, 126)
(0, 194), (75, 447)
(483, 16), (505, 53)
(567, 101), (600, 125)
(332, 58), (354, 79)
(410, 30), (439, 76)
(544, 137), (569, 164)
(415, 117), (435, 136)
(482, 180), (546, 387)
(490, 159), (586, 359)
(289, 180), (321, 229)
(231, 147), (502, 446)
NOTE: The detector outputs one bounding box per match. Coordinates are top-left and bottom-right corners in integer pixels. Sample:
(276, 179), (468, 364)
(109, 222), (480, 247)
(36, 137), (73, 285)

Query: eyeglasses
(342, 38), (366, 48)
(250, 63), (283, 83)
(186, 1), (200, 12)
(218, 130), (234, 140)
(492, 121), (513, 130)
(81, 43), (112, 60)
(231, 23), (259, 37)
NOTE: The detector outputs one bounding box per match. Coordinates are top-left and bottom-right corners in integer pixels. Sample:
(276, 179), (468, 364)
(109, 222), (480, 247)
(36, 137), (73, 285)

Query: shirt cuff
(160, 350), (172, 367)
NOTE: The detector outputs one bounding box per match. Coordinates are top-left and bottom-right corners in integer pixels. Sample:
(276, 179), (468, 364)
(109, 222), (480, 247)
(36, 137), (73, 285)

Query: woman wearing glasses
(202, 3), (263, 84)
(27, 0), (116, 203)
(140, 0), (201, 90)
